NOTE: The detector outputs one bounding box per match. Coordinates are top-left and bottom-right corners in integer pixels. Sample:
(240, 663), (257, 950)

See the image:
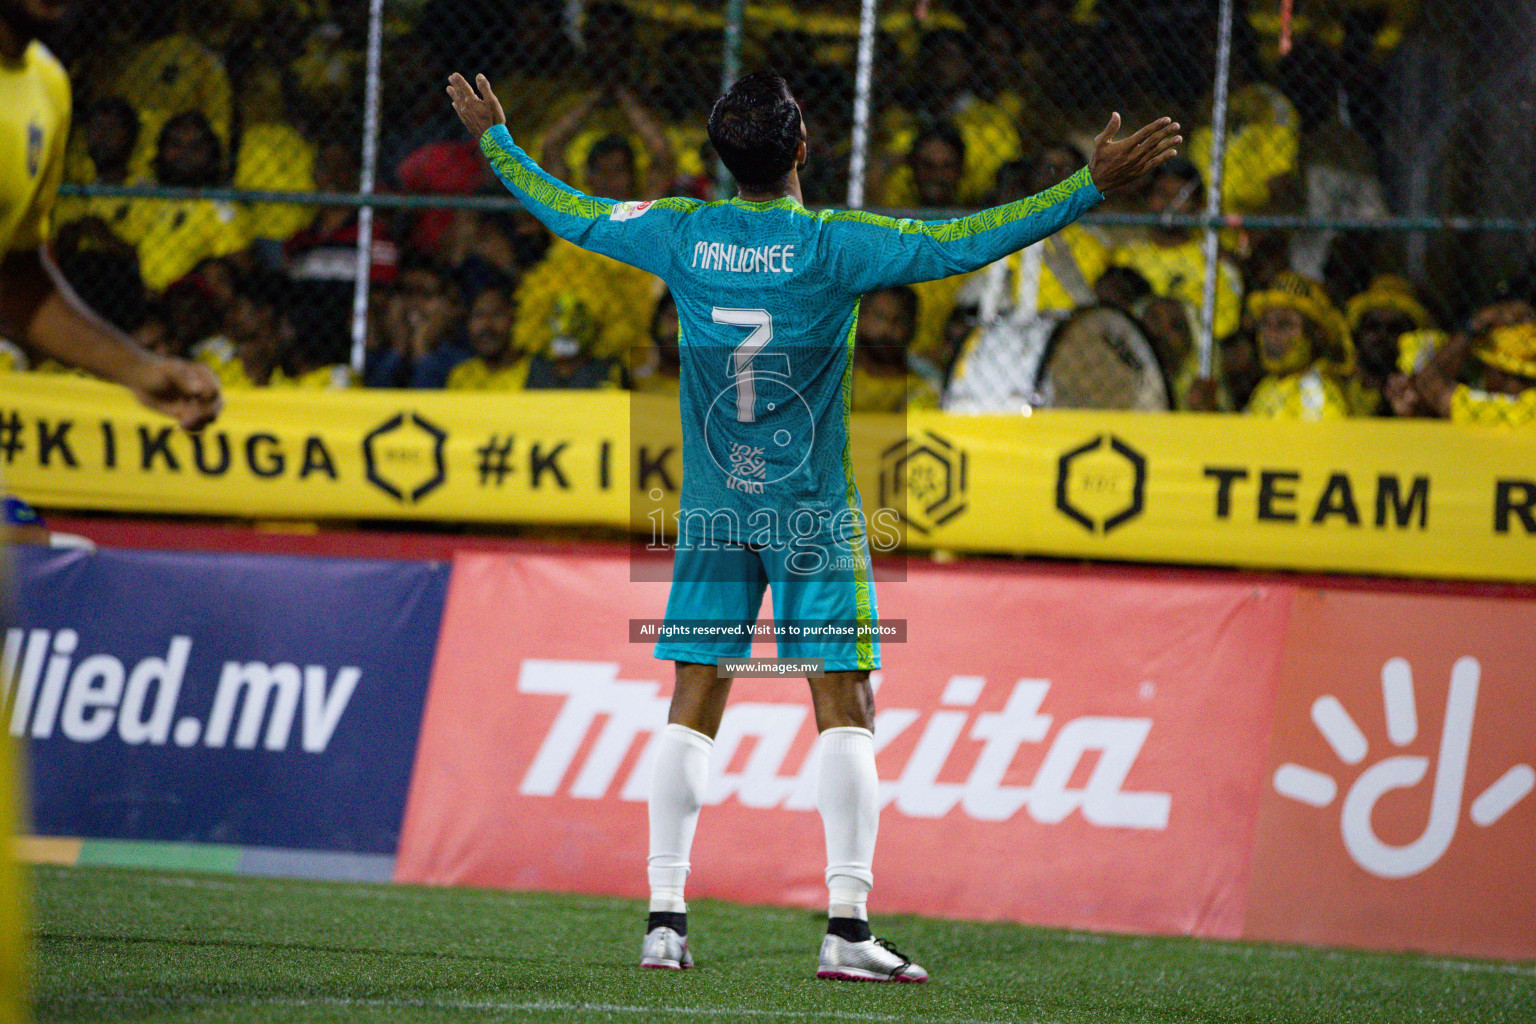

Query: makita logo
(2, 629), (360, 754)
(515, 659), (1170, 829)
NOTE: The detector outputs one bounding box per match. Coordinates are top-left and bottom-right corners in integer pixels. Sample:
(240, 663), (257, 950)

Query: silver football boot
(640, 926), (693, 970)
(816, 933), (929, 983)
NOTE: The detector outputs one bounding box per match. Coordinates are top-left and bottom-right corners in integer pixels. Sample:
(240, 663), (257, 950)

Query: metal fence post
(845, 0), (880, 209)
(715, 0), (745, 198)
(349, 0), (386, 376)
(1197, 0), (1235, 379)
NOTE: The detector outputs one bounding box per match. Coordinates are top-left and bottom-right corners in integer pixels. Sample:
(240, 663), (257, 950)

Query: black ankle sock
(827, 916), (871, 943)
(648, 910), (687, 936)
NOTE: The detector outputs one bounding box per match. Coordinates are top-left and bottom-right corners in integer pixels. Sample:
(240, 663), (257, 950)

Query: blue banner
(6, 546), (449, 854)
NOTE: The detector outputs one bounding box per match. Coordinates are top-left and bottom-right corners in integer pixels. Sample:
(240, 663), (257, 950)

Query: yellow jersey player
(1, 4), (223, 1018)
(0, 0), (221, 429)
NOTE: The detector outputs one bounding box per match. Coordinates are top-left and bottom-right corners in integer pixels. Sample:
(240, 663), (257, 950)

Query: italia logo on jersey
(26, 120), (43, 178)
(609, 200), (654, 222)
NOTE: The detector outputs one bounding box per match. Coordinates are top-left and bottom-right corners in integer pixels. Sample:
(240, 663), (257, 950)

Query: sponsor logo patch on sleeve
(609, 200), (655, 222)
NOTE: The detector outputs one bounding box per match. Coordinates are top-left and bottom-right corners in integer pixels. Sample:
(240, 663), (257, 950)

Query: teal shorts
(653, 532), (880, 672)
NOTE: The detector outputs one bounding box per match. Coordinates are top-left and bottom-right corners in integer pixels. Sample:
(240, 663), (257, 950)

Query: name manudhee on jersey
(692, 240), (798, 274)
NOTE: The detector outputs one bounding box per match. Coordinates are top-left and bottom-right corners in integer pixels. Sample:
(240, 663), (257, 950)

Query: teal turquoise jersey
(480, 125), (1103, 539)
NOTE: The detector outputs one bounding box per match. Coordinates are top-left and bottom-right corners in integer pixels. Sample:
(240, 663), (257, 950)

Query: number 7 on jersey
(713, 306), (776, 424)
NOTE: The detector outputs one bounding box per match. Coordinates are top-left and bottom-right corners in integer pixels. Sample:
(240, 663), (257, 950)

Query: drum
(1034, 305), (1172, 411)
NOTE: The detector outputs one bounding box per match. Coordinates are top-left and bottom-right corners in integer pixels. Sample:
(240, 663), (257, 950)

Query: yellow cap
(1346, 275), (1434, 333)
(1475, 323), (1536, 380)
(1247, 272), (1353, 374)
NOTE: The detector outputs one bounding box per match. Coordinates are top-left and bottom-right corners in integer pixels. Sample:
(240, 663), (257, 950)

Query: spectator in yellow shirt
(633, 288), (681, 396)
(1189, 82), (1299, 214)
(1243, 272), (1353, 420)
(447, 278), (531, 391)
(55, 97), (142, 233)
(115, 21), (234, 176)
(190, 267), (354, 389)
(124, 112), (249, 292)
(514, 235), (656, 362)
(537, 5), (672, 199)
(541, 85), (677, 201)
(851, 285), (941, 412)
(886, 124), (968, 366)
(192, 269), (296, 388)
(954, 149), (1109, 322)
(1449, 325), (1536, 426)
(877, 29), (1022, 207)
(509, 90), (665, 362)
(1343, 274), (1434, 416)
(234, 119), (318, 247)
(1110, 158), (1244, 342)
(1407, 305), (1536, 427)
(900, 122), (966, 210)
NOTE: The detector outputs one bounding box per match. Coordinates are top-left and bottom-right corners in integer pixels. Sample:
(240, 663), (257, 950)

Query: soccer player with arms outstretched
(449, 68), (1178, 983)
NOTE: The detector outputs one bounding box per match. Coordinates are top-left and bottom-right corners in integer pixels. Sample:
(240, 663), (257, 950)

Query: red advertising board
(397, 550), (1292, 939)
(1244, 590), (1536, 960)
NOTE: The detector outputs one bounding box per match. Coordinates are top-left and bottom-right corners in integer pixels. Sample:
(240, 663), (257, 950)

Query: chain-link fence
(24, 0), (1536, 420)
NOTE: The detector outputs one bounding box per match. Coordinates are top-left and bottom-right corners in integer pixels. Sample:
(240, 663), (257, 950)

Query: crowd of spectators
(4, 0), (1532, 425)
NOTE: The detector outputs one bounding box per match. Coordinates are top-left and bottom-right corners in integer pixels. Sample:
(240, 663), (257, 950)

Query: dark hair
(233, 269), (294, 312)
(57, 247), (147, 332)
(869, 285), (918, 325)
(708, 70), (803, 192)
(909, 121), (966, 167)
(468, 269), (516, 306)
(86, 97), (140, 137)
(1152, 156), (1203, 195)
(396, 252), (454, 289)
(1096, 265), (1154, 305)
(154, 110), (222, 186)
(586, 134), (636, 171)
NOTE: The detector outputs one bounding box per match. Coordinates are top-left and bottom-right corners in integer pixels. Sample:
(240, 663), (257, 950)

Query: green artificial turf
(31, 864), (1535, 1023)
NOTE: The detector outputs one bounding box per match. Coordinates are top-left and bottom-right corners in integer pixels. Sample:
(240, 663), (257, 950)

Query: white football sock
(647, 723), (713, 914)
(817, 726), (878, 922)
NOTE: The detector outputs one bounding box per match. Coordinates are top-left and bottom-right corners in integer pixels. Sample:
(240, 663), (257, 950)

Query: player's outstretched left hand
(446, 72), (507, 139)
(133, 357), (223, 431)
(1088, 114), (1182, 194)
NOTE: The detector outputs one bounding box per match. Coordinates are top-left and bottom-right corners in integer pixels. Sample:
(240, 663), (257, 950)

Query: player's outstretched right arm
(828, 114), (1181, 295)
(447, 72), (694, 278)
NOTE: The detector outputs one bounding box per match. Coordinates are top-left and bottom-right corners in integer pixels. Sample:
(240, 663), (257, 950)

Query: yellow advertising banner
(3, 373), (1533, 581)
(0, 373), (638, 525)
(899, 409), (1535, 581)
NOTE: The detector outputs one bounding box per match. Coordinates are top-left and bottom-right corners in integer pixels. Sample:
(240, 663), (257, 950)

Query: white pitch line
(1195, 941), (1536, 977)
(68, 993), (1048, 1024)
